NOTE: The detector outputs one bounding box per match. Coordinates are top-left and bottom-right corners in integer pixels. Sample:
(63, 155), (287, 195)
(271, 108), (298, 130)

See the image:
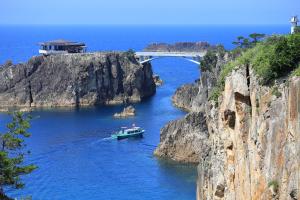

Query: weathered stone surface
(155, 51), (228, 164)
(172, 82), (199, 112)
(113, 105), (136, 118)
(0, 52), (156, 108)
(153, 74), (163, 87)
(154, 112), (209, 163)
(197, 68), (300, 200)
(154, 45), (300, 199)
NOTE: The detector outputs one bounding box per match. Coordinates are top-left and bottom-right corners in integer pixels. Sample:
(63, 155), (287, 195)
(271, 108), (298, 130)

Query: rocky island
(144, 41), (216, 52)
(0, 52), (156, 109)
(155, 33), (300, 199)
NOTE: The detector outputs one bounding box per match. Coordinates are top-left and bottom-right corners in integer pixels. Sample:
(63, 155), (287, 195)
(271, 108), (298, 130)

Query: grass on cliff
(291, 64), (300, 76)
(209, 33), (300, 102)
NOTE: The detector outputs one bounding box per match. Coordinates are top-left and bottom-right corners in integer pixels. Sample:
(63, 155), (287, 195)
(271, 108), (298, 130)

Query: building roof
(39, 39), (85, 46)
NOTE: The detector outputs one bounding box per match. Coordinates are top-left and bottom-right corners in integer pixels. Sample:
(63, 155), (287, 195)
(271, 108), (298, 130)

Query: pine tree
(0, 112), (37, 199)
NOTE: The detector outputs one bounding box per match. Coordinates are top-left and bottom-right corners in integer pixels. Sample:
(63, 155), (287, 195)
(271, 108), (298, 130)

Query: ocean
(0, 25), (289, 199)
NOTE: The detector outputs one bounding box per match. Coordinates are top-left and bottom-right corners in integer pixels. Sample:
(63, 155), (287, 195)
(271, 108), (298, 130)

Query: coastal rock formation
(172, 82), (199, 112)
(153, 74), (163, 87)
(155, 48), (300, 199)
(0, 52), (156, 108)
(197, 68), (300, 200)
(113, 105), (136, 118)
(154, 112), (209, 163)
(155, 51), (227, 163)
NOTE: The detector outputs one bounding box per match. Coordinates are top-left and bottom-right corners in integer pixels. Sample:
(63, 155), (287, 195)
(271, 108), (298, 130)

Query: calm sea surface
(0, 25), (288, 199)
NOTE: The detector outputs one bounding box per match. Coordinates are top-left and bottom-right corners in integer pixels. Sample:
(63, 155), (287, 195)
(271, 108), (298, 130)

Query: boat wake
(101, 137), (113, 141)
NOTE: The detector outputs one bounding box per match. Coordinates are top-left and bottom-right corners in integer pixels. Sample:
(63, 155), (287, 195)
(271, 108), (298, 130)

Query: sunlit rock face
(0, 52), (156, 108)
(197, 68), (300, 200)
(154, 47), (300, 199)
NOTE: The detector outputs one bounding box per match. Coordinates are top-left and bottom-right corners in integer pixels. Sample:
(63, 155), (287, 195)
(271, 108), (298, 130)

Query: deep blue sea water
(0, 25), (289, 200)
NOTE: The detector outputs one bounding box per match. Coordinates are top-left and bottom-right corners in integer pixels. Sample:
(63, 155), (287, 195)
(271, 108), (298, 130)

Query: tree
(249, 33), (266, 44)
(0, 112), (37, 199)
(294, 26), (300, 34)
(241, 38), (251, 48)
(232, 36), (245, 48)
(200, 50), (218, 72)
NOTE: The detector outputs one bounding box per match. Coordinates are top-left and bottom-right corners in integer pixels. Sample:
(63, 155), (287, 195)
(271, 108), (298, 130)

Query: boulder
(113, 105), (136, 118)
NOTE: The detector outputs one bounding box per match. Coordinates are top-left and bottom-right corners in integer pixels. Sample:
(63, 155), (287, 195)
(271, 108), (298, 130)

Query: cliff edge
(155, 33), (300, 199)
(0, 52), (156, 108)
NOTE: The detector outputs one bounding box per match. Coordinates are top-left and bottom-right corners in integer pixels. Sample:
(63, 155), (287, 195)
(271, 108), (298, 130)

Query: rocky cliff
(154, 51), (227, 163)
(0, 52), (156, 108)
(155, 49), (300, 199)
(197, 67), (300, 200)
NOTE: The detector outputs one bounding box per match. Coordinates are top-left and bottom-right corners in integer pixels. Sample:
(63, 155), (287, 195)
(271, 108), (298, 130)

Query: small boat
(111, 125), (145, 140)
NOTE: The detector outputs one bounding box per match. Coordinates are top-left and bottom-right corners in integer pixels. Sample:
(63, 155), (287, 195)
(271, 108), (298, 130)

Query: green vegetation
(249, 33), (266, 44)
(200, 50), (218, 72)
(232, 33), (265, 49)
(0, 112), (37, 199)
(291, 64), (300, 76)
(268, 180), (279, 193)
(272, 86), (282, 98)
(200, 45), (226, 72)
(295, 26), (300, 34)
(209, 33), (300, 103)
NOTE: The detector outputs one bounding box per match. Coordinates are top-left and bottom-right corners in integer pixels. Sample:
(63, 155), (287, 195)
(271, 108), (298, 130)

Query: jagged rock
(172, 82), (199, 112)
(197, 69), (300, 200)
(113, 105), (136, 118)
(154, 112), (210, 163)
(153, 74), (163, 86)
(154, 45), (300, 199)
(0, 52), (156, 108)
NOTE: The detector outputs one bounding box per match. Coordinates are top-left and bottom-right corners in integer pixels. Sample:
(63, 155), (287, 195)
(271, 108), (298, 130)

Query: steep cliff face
(197, 68), (300, 200)
(154, 52), (227, 163)
(172, 82), (199, 112)
(154, 48), (300, 199)
(0, 52), (156, 108)
(154, 112), (209, 163)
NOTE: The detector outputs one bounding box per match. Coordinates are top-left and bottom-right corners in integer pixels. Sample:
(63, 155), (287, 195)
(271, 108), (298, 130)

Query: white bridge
(135, 51), (206, 65)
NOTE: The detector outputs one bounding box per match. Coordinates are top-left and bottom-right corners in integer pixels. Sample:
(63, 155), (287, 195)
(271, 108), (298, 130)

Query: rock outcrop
(153, 74), (163, 87)
(155, 48), (300, 199)
(154, 51), (227, 163)
(172, 82), (199, 112)
(113, 105), (136, 118)
(154, 112), (209, 163)
(0, 52), (156, 108)
(197, 69), (300, 200)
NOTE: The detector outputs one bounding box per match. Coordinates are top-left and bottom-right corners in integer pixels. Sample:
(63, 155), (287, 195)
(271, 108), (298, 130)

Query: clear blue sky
(0, 0), (299, 25)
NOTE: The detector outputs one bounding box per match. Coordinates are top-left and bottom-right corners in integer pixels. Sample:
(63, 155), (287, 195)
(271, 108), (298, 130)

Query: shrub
(209, 33), (300, 105)
(200, 50), (218, 72)
(226, 34), (300, 85)
(272, 86), (282, 98)
(291, 64), (300, 76)
(268, 180), (279, 193)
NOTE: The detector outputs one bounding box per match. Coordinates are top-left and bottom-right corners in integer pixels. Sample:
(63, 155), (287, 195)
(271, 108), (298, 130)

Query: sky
(0, 0), (299, 25)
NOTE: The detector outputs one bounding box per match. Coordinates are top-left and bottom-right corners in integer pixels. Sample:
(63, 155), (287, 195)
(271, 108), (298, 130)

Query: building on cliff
(39, 39), (87, 55)
(291, 16), (299, 34)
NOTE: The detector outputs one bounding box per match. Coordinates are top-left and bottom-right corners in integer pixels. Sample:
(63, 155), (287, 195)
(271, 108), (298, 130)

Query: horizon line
(0, 23), (290, 26)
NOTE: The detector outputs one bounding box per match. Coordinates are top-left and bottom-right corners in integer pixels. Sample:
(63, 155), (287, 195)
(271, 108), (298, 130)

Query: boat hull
(116, 131), (144, 140)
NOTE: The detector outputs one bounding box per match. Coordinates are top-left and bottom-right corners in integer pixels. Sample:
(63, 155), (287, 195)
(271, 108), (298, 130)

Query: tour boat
(111, 125), (145, 140)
